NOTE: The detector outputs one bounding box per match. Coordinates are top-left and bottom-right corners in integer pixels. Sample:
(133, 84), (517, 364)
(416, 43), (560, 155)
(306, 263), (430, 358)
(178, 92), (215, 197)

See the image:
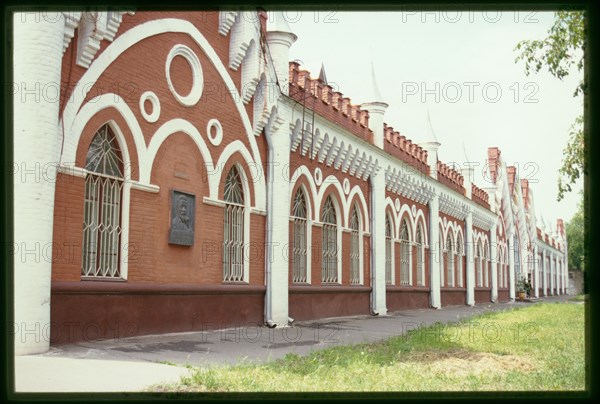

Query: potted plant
(516, 278), (526, 300)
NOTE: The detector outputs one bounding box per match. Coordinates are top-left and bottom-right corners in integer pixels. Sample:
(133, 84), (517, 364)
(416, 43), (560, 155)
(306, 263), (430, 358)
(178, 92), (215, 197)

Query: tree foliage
(565, 191), (584, 271)
(514, 11), (585, 201)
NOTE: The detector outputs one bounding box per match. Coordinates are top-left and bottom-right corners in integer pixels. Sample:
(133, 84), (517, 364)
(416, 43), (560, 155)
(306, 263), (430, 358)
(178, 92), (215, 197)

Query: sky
(283, 10), (583, 228)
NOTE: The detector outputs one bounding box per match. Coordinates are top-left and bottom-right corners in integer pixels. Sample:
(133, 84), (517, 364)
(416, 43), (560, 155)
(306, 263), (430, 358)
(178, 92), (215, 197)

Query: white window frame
(399, 219), (411, 286)
(222, 165), (250, 283)
(80, 122), (131, 280)
(321, 196), (341, 284)
(416, 223), (425, 286)
(385, 214), (394, 286)
(349, 204), (363, 285)
(291, 187), (312, 284)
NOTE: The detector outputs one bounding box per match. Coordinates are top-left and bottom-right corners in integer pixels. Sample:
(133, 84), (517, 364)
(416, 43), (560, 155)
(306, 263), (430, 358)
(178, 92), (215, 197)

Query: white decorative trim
(218, 11), (238, 36)
(207, 118), (223, 146)
(343, 178), (350, 195)
(165, 44), (204, 107)
(61, 19), (267, 210)
(130, 182), (160, 193)
(395, 198), (400, 212)
(139, 91), (161, 123)
(57, 164), (87, 178)
(314, 167), (323, 186)
(251, 208), (267, 216)
(62, 11), (82, 54)
(203, 196), (225, 207)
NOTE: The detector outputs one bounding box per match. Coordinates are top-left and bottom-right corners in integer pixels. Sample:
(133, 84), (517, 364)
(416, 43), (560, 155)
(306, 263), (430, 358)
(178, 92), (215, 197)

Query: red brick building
(13, 10), (568, 354)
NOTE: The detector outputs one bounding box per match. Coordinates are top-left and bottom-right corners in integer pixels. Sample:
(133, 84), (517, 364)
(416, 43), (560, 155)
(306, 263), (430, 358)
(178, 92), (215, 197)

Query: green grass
(152, 303), (585, 392)
(569, 294), (587, 302)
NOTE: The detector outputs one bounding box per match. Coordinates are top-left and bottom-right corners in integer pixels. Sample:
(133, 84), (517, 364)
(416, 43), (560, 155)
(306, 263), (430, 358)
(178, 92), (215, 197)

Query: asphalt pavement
(13, 294), (573, 393)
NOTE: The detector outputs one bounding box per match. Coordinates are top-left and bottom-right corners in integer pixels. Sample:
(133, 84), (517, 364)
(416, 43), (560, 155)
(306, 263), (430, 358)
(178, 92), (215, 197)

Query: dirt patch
(399, 349), (537, 377)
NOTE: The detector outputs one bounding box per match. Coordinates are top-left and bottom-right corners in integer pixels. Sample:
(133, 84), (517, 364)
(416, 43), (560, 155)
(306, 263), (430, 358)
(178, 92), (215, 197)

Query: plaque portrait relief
(169, 190), (195, 245)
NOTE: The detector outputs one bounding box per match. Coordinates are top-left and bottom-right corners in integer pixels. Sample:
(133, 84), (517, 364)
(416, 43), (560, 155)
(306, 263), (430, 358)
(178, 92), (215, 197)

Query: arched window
(476, 240), (483, 287)
(484, 241), (490, 288)
(82, 124), (124, 278)
(497, 245), (502, 288)
(385, 214), (393, 285)
(514, 235), (521, 275)
(292, 188), (308, 283)
(223, 166), (245, 282)
(349, 204), (361, 285)
(322, 196), (338, 283)
(416, 223), (425, 286)
(456, 234), (463, 287)
(446, 234), (454, 287)
(399, 219), (410, 286)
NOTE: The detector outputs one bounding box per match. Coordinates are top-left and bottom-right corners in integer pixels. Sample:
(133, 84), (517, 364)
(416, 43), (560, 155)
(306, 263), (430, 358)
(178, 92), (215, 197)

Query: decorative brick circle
(207, 119), (223, 146)
(139, 91), (160, 123)
(314, 167), (323, 186)
(165, 44), (203, 107)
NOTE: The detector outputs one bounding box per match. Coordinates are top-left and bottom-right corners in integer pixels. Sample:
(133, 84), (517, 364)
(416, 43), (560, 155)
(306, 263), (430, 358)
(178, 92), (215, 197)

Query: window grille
(349, 205), (361, 285)
(292, 188), (308, 283)
(456, 235), (463, 287)
(81, 124), (124, 278)
(223, 167), (245, 282)
(321, 196), (338, 283)
(416, 223), (424, 286)
(385, 215), (393, 285)
(446, 235), (454, 287)
(399, 220), (410, 285)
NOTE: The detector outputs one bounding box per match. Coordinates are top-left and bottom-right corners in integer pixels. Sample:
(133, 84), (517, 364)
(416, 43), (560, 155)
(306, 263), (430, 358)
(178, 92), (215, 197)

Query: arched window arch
(497, 244), (503, 288)
(82, 124), (124, 278)
(446, 233), (454, 287)
(456, 233), (463, 287)
(385, 214), (394, 285)
(514, 234), (521, 275)
(416, 222), (425, 286)
(484, 240), (490, 288)
(322, 196), (339, 283)
(399, 219), (411, 286)
(349, 204), (362, 285)
(476, 240), (483, 287)
(223, 166), (245, 282)
(292, 188), (308, 283)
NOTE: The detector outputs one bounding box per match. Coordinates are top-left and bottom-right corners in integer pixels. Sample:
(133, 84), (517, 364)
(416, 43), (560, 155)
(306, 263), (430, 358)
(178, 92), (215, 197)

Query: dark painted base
(441, 288), (466, 306)
(386, 287), (430, 312)
(50, 282), (265, 345)
(498, 289), (510, 302)
(288, 286), (371, 321)
(475, 288), (492, 303)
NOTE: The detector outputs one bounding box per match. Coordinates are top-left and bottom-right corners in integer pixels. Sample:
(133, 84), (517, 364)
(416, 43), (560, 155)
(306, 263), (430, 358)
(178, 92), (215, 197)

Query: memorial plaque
(168, 190), (195, 245)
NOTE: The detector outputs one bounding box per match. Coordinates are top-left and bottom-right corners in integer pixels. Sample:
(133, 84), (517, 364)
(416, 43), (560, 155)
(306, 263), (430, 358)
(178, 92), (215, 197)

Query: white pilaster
(508, 233), (516, 300)
(465, 211), (475, 306)
(362, 102), (388, 149)
(533, 244), (540, 298)
(266, 12), (297, 95)
(370, 169), (388, 315)
(264, 109), (292, 326)
(490, 223), (498, 302)
(14, 12), (65, 355)
(542, 248), (547, 296)
(420, 142), (441, 180)
(429, 193), (441, 308)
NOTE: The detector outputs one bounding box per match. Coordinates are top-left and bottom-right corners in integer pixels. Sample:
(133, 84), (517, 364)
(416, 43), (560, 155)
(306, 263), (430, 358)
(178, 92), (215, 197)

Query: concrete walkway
(14, 295), (572, 392)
